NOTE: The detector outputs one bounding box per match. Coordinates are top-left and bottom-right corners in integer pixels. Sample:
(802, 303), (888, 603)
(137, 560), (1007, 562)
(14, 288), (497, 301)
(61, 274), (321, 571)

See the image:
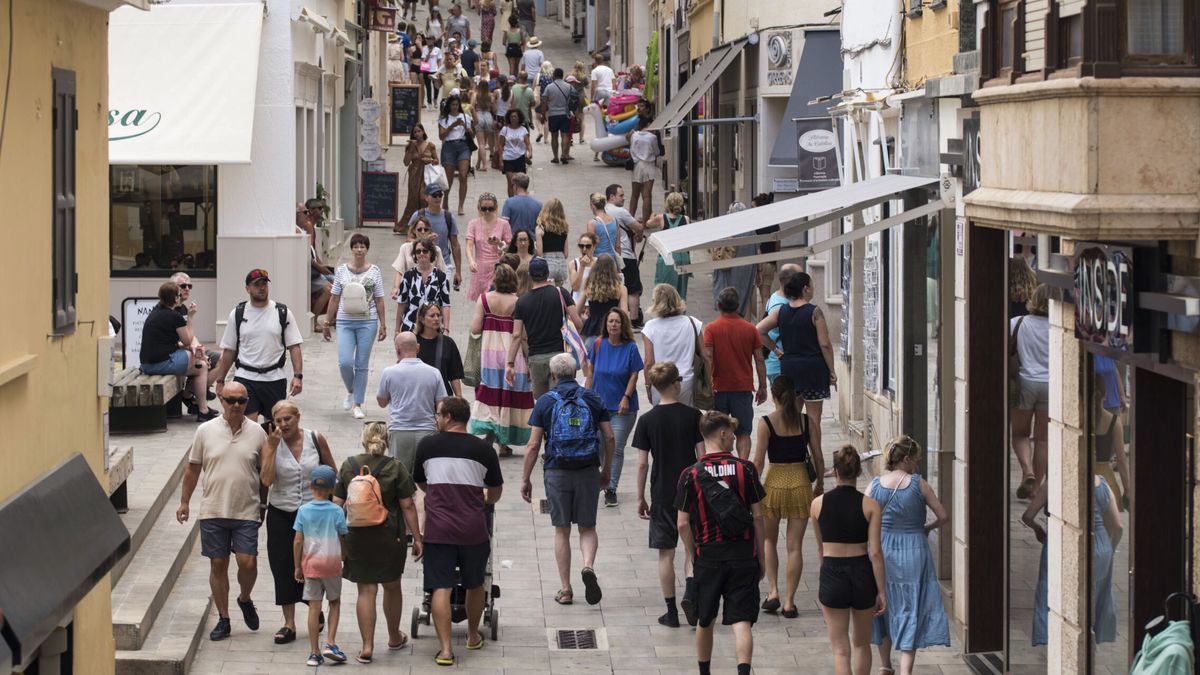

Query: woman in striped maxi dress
(467, 263), (533, 455)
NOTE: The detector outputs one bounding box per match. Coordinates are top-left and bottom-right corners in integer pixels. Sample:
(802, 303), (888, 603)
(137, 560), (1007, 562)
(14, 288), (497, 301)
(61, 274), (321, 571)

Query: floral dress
(397, 267), (450, 331)
(480, 3), (497, 44)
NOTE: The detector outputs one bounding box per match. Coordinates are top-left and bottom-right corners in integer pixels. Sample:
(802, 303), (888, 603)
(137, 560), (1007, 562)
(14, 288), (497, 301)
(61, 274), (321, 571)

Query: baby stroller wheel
(410, 607), (421, 639)
(489, 608), (499, 641)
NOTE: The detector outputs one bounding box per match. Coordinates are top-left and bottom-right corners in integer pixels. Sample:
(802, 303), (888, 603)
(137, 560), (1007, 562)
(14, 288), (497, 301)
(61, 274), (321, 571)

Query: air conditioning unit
(939, 172), (956, 206)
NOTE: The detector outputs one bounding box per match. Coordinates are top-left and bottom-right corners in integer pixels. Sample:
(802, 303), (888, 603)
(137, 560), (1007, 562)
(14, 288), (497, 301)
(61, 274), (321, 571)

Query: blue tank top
(869, 474), (928, 534)
(592, 217), (620, 261)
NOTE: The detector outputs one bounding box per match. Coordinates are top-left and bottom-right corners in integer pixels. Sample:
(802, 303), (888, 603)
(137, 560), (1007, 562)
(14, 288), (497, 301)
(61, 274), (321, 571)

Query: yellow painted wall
(687, 0), (714, 61)
(903, 1), (959, 84)
(0, 1), (116, 673)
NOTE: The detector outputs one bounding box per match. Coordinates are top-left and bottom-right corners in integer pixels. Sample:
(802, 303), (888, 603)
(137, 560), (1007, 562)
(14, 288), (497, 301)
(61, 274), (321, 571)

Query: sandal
(356, 652), (372, 664)
(273, 626), (296, 644)
(435, 652), (456, 667)
(761, 597), (781, 613)
(466, 635), (485, 650)
(554, 588), (574, 605)
(781, 606), (799, 619)
(388, 632), (409, 650)
(1017, 475), (1036, 500)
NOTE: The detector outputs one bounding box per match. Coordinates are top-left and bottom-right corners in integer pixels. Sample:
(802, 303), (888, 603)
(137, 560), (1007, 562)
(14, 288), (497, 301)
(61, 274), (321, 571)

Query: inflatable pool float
(583, 103), (606, 137)
(608, 114), (638, 134)
(589, 134), (629, 153)
(608, 107), (638, 123)
(606, 93), (641, 117)
(601, 147), (629, 168)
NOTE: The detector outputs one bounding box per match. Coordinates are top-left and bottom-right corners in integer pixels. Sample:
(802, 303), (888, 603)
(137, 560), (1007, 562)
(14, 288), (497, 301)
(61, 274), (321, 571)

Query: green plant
(314, 182), (331, 227)
(645, 32), (659, 102)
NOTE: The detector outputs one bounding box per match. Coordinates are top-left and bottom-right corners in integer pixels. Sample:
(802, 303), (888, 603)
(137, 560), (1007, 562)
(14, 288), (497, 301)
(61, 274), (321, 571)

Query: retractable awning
(108, 3), (264, 164)
(767, 29), (841, 168)
(648, 174), (943, 274)
(648, 39), (748, 133)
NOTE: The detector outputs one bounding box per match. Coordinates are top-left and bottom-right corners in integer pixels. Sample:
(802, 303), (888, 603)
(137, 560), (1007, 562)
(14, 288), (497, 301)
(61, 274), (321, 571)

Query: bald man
(377, 332), (447, 470)
(177, 381), (268, 641)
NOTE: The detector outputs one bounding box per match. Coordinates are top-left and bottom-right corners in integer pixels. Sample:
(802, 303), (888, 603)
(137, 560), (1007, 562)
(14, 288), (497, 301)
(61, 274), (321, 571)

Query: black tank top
(818, 485), (870, 544)
(542, 231), (567, 255)
(762, 414), (809, 464)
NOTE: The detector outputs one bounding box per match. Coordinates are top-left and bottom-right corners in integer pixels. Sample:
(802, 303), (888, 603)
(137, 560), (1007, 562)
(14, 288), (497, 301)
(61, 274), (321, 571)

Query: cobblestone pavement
(164, 11), (967, 674)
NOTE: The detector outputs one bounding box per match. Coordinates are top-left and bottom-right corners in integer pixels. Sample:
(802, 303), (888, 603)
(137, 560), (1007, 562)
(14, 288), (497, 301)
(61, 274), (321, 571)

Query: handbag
(557, 287), (589, 368)
(465, 126), (479, 153)
(691, 318), (714, 410)
(1008, 316), (1025, 408)
(463, 332), (482, 387)
(424, 164), (449, 191)
(801, 414), (818, 482)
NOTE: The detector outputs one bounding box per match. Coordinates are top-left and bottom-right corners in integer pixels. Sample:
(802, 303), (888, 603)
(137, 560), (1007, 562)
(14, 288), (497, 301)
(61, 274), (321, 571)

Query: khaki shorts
(759, 261), (778, 288)
(303, 576), (342, 602)
(388, 429), (434, 472)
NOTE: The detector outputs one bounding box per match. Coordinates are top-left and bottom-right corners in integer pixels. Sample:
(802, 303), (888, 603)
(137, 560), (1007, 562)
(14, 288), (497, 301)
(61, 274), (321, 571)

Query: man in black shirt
(505, 257), (583, 398)
(633, 362), (703, 627)
(460, 39), (481, 78)
(676, 411), (766, 675)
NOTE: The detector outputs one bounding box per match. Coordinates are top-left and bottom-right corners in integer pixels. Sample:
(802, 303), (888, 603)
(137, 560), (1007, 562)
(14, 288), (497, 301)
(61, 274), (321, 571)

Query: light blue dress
(869, 474), (951, 650)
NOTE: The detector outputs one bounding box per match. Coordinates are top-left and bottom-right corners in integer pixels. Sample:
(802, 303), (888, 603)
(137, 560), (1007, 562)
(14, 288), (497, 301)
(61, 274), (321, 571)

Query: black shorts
(548, 115), (571, 134)
(503, 157), (527, 174)
(621, 257), (643, 294)
(693, 557), (760, 627)
(648, 501), (679, 549)
(234, 377), (287, 420)
(422, 541), (491, 590)
(818, 555), (878, 610)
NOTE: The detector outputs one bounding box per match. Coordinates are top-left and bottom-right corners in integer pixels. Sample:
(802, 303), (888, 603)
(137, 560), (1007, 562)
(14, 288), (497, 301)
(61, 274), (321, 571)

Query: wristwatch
(293, 373), (304, 380)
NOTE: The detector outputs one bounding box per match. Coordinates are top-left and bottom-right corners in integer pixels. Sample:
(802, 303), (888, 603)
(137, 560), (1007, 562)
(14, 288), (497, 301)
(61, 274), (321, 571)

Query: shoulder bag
(691, 318), (714, 410)
(1008, 316), (1024, 409)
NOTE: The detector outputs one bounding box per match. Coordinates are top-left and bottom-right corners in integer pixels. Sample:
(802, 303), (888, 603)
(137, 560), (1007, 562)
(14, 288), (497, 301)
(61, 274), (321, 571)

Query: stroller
(410, 505), (501, 641)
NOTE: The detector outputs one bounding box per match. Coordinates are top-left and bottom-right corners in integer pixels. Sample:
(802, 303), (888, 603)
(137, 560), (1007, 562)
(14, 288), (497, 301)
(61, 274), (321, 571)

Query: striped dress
(468, 293), (533, 445)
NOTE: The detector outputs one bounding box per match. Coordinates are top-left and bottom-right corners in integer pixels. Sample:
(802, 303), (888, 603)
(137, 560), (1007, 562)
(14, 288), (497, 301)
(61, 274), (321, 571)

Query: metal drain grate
(555, 629), (597, 650)
(539, 498), (550, 514)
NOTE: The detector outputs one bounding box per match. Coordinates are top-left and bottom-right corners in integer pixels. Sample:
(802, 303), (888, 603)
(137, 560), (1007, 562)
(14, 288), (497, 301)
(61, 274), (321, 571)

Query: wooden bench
(109, 368), (182, 434)
(106, 445), (134, 513)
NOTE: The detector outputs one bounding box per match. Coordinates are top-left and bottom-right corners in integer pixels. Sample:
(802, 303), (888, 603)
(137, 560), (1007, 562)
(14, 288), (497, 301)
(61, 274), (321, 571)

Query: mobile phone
(261, 420), (275, 435)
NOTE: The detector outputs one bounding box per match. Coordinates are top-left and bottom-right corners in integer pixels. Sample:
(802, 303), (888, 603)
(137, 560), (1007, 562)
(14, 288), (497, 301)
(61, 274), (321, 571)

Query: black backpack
(233, 301), (290, 373)
(694, 465), (754, 538)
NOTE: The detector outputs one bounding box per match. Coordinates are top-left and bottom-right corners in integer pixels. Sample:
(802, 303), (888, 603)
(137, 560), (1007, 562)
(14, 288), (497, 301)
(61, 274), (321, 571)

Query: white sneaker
(343, 393), (353, 410)
(352, 405), (365, 419)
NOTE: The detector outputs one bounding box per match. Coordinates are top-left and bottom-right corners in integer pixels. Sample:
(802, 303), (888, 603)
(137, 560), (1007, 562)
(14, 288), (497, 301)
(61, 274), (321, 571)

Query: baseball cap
(310, 465), (337, 489)
(528, 256), (549, 280)
(425, 184), (445, 196)
(245, 268), (270, 285)
(468, 39), (479, 48)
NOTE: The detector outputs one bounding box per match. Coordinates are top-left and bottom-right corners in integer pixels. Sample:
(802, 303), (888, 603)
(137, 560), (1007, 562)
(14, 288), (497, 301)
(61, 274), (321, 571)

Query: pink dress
(466, 216), (512, 301)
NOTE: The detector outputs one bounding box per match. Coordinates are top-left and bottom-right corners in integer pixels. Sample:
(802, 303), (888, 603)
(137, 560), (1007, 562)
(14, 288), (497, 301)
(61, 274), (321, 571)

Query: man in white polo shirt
(211, 268), (305, 422)
(377, 331), (447, 471)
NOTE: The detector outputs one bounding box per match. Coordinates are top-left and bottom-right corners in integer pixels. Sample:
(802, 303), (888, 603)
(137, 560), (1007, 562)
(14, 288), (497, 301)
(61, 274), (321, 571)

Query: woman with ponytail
(752, 376), (822, 618)
(333, 422), (422, 663)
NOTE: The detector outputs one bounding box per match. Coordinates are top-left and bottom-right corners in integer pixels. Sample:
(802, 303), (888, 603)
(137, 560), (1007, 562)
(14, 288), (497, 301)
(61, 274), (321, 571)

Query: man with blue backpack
(521, 353), (615, 606)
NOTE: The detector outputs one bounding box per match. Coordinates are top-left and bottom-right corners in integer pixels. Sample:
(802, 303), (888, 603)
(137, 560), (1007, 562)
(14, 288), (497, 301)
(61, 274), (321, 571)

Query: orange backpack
(344, 459), (389, 527)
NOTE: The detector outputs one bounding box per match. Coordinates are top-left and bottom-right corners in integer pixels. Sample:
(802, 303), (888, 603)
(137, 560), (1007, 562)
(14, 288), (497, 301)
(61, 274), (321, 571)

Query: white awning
(108, 3), (264, 165)
(648, 174), (943, 273)
(648, 39), (747, 133)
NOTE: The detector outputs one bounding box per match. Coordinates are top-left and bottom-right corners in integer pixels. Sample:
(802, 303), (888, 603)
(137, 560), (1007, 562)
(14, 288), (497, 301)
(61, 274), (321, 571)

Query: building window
(1060, 13), (1084, 65)
(1126, 0), (1185, 55)
(110, 165), (217, 276)
(1000, 2), (1019, 71)
(52, 68), (77, 336)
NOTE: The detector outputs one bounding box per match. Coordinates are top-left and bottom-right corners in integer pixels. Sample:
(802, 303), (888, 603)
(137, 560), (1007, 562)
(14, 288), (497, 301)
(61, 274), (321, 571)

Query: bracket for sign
(1139, 292), (1200, 316)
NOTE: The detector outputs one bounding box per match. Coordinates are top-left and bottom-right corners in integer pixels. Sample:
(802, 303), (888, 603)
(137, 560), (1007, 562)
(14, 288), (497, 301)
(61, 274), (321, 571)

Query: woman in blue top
(584, 307), (644, 508)
(586, 192), (622, 262)
(868, 436), (950, 675)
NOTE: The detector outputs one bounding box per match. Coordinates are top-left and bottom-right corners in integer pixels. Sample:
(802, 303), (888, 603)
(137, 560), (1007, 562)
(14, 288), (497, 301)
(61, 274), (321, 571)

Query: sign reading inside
(1073, 243), (1133, 350)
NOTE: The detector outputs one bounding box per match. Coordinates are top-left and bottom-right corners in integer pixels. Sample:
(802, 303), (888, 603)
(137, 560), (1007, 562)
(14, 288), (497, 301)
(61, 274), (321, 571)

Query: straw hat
(526, 36), (542, 48)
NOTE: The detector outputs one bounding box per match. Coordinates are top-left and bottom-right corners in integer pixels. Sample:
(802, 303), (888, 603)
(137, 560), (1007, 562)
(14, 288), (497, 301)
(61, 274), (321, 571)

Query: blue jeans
(607, 411), (636, 491)
(337, 319), (378, 405)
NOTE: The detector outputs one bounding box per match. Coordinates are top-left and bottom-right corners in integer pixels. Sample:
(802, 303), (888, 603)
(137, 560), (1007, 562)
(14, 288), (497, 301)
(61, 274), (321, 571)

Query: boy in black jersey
(675, 411), (766, 675)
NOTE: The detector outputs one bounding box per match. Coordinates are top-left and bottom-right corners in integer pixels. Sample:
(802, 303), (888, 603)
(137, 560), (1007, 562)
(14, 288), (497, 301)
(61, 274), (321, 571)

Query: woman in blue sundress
(868, 436), (951, 675)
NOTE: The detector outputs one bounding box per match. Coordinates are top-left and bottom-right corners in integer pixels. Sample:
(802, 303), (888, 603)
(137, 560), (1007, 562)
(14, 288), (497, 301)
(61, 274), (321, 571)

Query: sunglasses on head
(222, 397), (248, 405)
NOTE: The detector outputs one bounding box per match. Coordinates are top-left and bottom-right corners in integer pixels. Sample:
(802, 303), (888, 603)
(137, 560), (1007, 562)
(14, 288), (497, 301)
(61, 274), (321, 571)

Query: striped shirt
(413, 431), (504, 545)
(331, 264), (386, 322)
(293, 500), (348, 578)
(674, 452), (766, 561)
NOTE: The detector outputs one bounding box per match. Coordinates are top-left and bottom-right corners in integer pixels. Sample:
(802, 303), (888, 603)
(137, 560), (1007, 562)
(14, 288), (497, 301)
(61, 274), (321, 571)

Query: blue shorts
(199, 518), (259, 558)
(140, 348), (191, 375)
(441, 139), (471, 164)
(714, 391), (754, 437)
(548, 114), (570, 134)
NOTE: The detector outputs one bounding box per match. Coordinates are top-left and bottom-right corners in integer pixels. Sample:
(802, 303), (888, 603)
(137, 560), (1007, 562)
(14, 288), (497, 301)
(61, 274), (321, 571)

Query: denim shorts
(140, 348), (192, 375)
(199, 518), (259, 558)
(441, 139), (472, 164)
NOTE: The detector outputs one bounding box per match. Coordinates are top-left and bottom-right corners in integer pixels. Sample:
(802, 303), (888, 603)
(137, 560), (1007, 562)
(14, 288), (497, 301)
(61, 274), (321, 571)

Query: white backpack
(342, 270), (371, 317)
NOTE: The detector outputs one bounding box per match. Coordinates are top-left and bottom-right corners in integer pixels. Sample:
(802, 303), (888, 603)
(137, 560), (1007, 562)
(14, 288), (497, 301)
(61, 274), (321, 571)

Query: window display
(110, 165), (217, 276)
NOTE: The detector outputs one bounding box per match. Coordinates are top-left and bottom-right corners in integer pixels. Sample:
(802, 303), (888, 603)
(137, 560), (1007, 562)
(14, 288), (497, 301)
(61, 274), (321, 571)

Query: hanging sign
(368, 6), (396, 32)
(1073, 242), (1133, 350)
(794, 117), (840, 190)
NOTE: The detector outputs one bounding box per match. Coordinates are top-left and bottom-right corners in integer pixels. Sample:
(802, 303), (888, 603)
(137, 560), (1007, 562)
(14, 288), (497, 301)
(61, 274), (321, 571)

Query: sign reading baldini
(1073, 243), (1133, 350)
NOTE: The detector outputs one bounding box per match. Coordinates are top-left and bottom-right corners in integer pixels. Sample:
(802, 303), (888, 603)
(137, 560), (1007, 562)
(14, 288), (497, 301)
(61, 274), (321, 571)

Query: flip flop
(388, 632), (409, 650)
(356, 653), (373, 664)
(273, 626), (296, 644)
(466, 636), (485, 650)
(435, 652), (456, 667)
(581, 567), (603, 605)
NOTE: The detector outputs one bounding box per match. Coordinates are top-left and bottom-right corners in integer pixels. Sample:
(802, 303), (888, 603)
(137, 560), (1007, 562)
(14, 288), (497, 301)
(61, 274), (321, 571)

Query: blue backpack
(545, 388), (600, 468)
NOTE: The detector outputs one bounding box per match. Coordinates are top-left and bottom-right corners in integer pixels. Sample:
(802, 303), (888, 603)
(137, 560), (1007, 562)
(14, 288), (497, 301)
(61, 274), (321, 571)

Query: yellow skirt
(762, 462), (813, 520)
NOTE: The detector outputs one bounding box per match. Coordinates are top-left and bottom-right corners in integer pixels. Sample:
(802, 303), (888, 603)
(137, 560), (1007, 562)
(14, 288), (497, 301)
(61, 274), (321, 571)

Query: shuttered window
(51, 68), (77, 336)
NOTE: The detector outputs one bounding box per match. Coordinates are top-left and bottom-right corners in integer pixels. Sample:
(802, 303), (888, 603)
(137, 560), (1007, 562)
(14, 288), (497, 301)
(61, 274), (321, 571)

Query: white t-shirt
(499, 124), (529, 160)
(1010, 314), (1050, 383)
(439, 113), (472, 142)
(570, 257), (593, 305)
(522, 48), (545, 82)
(219, 300), (304, 382)
(605, 203), (637, 258)
(590, 64), (614, 92)
(641, 315), (702, 383)
(629, 129), (659, 163)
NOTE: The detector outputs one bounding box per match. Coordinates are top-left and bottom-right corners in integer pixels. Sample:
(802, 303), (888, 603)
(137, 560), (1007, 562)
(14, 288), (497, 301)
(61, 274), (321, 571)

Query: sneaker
(209, 617), (231, 641)
(657, 611), (680, 628)
(196, 408), (219, 422)
(343, 393), (353, 410)
(306, 652), (324, 667)
(352, 405), (365, 419)
(681, 577), (698, 627)
(237, 597), (260, 631)
(322, 643), (347, 663)
(603, 490), (617, 507)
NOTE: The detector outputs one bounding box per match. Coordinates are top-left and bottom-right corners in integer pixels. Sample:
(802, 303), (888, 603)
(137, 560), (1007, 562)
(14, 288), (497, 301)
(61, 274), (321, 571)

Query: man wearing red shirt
(702, 287), (767, 458)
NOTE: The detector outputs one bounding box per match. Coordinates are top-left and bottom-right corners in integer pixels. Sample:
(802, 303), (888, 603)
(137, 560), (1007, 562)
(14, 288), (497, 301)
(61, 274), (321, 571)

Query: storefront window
(110, 165), (217, 276)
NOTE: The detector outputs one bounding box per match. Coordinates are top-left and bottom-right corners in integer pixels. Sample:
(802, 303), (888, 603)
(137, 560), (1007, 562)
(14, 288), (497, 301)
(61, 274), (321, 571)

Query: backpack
(694, 464), (754, 538)
(343, 456), (391, 527)
(544, 387), (600, 468)
(566, 84), (581, 113)
(341, 270), (372, 318)
(233, 301), (290, 373)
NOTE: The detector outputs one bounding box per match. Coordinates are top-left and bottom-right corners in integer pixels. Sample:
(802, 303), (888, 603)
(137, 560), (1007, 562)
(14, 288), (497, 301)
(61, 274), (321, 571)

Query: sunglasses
(479, 206), (496, 212)
(178, 283), (193, 289)
(414, 248), (430, 254)
(222, 397), (248, 405)
(579, 244), (593, 250)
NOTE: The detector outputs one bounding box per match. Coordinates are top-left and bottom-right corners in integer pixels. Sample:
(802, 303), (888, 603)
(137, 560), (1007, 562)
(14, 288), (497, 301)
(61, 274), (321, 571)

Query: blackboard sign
(390, 84), (422, 137)
(360, 171), (399, 223)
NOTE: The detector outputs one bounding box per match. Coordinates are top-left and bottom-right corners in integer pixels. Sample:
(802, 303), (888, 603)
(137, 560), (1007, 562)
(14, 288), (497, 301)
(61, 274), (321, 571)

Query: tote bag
(463, 332), (482, 387)
(424, 164), (449, 191)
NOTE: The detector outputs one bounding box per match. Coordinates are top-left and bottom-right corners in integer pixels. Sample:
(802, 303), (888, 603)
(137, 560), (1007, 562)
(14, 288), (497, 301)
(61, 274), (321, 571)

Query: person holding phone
(465, 192), (511, 301)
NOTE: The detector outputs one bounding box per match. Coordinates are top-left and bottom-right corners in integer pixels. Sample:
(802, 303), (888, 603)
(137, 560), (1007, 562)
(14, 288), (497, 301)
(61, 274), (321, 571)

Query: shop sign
(794, 117), (839, 189)
(121, 297), (159, 370)
(368, 6), (396, 32)
(1073, 243), (1133, 350)
(108, 108), (162, 141)
(765, 31), (793, 86)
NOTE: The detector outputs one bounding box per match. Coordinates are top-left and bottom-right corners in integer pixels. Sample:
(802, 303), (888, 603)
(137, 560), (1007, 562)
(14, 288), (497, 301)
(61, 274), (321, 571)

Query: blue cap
(528, 256), (549, 280)
(310, 465), (336, 489)
(425, 184), (445, 196)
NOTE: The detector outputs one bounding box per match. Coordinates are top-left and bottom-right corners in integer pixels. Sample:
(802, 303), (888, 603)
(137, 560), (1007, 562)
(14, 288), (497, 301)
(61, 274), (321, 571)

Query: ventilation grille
(555, 629), (598, 650)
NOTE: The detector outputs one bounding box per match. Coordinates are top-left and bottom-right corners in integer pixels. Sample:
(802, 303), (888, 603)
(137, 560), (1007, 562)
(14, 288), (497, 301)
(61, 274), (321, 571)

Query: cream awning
(108, 3), (264, 164)
(648, 39), (747, 133)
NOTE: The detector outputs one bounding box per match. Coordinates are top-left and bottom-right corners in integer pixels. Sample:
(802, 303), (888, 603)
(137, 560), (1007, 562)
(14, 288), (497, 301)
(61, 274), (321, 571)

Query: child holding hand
(293, 465), (349, 666)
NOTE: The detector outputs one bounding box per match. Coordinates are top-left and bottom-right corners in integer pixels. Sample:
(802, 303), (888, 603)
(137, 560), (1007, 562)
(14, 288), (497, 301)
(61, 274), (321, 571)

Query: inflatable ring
(608, 107), (638, 122)
(608, 115), (638, 134)
(589, 134), (630, 153)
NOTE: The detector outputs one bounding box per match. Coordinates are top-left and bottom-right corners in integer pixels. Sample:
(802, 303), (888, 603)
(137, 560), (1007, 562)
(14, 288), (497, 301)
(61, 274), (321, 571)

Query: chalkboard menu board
(390, 84), (422, 137)
(360, 171), (399, 223)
